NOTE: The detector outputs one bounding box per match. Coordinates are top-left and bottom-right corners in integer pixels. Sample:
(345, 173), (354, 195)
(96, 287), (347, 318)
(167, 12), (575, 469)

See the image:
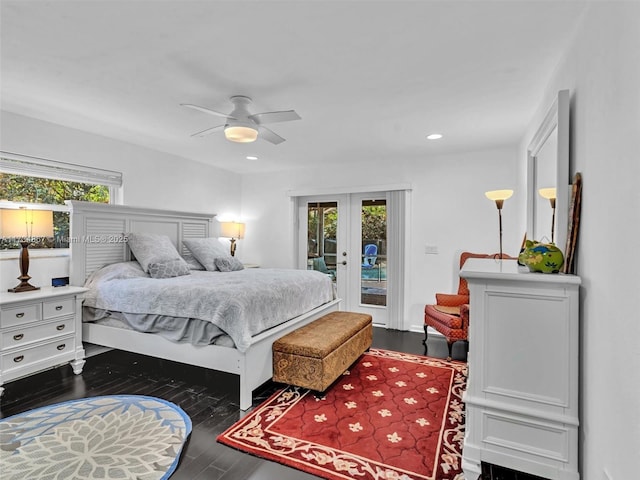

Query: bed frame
(67, 201), (340, 410)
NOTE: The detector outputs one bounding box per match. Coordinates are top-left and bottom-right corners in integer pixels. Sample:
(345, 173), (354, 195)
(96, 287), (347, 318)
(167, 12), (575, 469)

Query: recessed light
(426, 133), (443, 140)
(246, 155), (258, 160)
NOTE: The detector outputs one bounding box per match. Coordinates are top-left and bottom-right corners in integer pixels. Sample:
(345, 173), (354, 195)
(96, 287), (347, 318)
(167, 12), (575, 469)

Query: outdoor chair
(312, 256), (336, 280)
(362, 244), (378, 268)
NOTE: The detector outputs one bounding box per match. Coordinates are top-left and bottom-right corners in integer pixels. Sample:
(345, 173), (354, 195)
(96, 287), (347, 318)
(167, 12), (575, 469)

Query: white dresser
(0, 286), (87, 397)
(460, 258), (580, 480)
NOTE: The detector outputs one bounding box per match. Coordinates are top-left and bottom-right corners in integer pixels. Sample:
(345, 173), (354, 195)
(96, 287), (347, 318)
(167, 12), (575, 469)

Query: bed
(67, 201), (340, 409)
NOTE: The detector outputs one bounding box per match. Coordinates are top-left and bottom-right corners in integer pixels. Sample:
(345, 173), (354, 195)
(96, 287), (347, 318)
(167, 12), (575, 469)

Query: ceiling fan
(181, 96), (301, 145)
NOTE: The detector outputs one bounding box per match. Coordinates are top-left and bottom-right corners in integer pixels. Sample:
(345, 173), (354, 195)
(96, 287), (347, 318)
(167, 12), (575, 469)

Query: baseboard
(409, 324), (444, 336)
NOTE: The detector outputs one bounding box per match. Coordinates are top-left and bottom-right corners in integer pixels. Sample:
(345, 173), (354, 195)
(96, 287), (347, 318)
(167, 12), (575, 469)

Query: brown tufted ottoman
(272, 311), (373, 393)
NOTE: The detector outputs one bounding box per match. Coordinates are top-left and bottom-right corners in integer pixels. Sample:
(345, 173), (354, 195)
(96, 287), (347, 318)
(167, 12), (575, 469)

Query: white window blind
(0, 151), (122, 187)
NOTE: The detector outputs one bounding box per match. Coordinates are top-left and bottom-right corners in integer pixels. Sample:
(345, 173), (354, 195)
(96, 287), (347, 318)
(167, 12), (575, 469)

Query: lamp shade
(220, 221), (245, 239)
(224, 126), (258, 143)
(538, 187), (557, 200)
(484, 189), (514, 201)
(0, 209), (54, 238)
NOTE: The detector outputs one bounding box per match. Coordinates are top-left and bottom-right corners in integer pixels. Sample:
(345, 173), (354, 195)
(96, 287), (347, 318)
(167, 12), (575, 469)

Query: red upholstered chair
(423, 252), (509, 360)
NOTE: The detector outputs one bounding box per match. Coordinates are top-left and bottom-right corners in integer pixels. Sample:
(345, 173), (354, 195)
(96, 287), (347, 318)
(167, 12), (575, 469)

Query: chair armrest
(435, 293), (469, 306)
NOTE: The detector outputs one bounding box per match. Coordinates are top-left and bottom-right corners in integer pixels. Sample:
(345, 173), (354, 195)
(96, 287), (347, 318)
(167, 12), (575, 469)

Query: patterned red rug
(218, 349), (467, 480)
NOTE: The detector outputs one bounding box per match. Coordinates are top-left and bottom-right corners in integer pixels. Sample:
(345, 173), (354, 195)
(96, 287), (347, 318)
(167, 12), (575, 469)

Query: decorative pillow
(127, 232), (189, 274)
(183, 237), (230, 272)
(147, 258), (191, 279)
(214, 255), (245, 272)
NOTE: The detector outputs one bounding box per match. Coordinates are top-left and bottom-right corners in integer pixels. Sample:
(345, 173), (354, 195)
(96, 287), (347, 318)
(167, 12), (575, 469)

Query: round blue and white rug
(0, 395), (192, 480)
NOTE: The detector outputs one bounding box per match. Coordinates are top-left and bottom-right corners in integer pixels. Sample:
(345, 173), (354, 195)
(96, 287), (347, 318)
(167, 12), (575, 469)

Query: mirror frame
(526, 89), (570, 252)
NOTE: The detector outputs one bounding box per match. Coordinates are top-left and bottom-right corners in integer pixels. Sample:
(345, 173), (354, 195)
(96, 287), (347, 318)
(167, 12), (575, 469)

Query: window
(0, 152), (122, 250)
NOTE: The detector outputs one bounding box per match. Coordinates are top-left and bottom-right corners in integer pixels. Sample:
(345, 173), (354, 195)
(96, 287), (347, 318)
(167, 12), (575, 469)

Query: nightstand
(0, 286), (88, 398)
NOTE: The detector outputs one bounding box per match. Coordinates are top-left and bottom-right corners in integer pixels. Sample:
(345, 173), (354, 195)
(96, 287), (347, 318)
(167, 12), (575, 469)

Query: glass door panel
(306, 201), (338, 283)
(360, 199), (387, 306)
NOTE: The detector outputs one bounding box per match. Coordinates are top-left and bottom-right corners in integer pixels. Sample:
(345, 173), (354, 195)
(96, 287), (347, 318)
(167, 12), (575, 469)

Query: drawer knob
(16, 312), (25, 318)
(57, 344), (66, 351)
(14, 355), (24, 363)
(13, 333), (24, 341)
(56, 324), (66, 331)
(55, 305), (63, 311)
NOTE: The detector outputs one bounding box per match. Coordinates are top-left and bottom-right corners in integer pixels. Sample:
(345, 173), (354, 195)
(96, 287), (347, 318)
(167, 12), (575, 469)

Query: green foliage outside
(307, 204), (386, 256)
(361, 205), (386, 246)
(319, 206), (386, 245)
(0, 173), (110, 249)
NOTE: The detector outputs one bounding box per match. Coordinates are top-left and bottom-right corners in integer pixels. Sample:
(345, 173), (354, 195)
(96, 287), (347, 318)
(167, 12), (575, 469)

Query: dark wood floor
(0, 329), (529, 480)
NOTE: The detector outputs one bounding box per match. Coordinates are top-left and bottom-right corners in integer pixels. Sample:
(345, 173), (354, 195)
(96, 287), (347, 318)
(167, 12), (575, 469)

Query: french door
(297, 192), (395, 327)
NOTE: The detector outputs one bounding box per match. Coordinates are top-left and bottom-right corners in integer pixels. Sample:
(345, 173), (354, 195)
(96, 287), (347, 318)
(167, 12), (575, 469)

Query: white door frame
(296, 194), (349, 304)
(292, 187), (410, 330)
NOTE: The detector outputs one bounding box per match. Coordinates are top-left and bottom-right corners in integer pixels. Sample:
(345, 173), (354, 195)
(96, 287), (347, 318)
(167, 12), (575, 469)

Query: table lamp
(1, 208), (54, 292)
(219, 221), (245, 257)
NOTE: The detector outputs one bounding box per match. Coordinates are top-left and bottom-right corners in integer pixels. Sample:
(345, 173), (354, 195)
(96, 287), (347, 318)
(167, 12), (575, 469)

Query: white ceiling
(0, 0), (587, 174)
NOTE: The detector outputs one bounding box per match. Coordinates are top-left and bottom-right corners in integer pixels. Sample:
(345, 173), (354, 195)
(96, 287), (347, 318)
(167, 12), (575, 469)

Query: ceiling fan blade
(181, 104), (236, 120)
(191, 125), (224, 137)
(249, 110), (300, 125)
(258, 126), (286, 145)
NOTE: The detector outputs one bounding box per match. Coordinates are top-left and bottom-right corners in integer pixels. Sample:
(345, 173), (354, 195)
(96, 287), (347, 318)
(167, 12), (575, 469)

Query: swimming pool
(361, 265), (386, 280)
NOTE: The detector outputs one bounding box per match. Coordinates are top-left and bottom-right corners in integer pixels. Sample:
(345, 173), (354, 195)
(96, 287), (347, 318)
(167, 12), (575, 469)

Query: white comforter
(83, 262), (335, 352)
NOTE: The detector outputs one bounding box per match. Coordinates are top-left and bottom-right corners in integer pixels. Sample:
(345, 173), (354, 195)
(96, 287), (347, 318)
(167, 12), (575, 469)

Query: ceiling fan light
(224, 125), (258, 143)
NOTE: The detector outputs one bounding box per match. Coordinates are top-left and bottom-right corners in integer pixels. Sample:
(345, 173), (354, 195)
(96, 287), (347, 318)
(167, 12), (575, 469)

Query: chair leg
(446, 341), (453, 361)
(422, 325), (429, 354)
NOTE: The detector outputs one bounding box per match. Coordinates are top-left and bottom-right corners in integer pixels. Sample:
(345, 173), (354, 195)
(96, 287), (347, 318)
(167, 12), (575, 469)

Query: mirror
(526, 89), (570, 252)
(533, 130), (557, 242)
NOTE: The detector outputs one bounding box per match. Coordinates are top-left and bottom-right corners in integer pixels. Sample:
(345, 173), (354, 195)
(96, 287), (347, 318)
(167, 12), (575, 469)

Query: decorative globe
(518, 240), (564, 274)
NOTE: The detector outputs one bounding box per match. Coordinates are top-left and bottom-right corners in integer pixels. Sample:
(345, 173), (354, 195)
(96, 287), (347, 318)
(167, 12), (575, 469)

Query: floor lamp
(1, 208), (54, 292)
(484, 190), (513, 259)
(538, 187), (557, 244)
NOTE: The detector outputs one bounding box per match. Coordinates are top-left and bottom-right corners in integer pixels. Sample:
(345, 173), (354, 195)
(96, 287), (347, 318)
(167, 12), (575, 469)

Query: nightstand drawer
(43, 298), (74, 319)
(1, 335), (76, 375)
(1, 303), (41, 328)
(0, 286), (88, 394)
(2, 317), (75, 349)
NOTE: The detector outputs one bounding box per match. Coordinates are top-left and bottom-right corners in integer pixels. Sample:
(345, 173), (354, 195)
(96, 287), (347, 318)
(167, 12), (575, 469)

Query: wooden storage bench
(272, 311), (373, 392)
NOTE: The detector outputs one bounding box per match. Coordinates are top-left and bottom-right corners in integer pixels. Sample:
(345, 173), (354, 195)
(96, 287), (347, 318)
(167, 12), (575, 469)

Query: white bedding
(83, 261), (335, 352)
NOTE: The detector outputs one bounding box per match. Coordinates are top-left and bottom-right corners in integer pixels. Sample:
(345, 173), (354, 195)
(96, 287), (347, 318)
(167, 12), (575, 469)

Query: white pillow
(182, 254), (205, 270)
(183, 237), (230, 272)
(127, 233), (190, 275)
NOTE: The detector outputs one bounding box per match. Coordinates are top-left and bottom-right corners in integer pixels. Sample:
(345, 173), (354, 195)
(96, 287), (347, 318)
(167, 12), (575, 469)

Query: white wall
(240, 146), (521, 332)
(0, 111), (242, 290)
(519, 4), (639, 479)
(6, 6), (637, 475)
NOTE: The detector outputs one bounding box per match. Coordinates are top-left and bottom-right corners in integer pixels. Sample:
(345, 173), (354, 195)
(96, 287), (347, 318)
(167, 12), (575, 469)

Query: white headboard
(67, 201), (214, 286)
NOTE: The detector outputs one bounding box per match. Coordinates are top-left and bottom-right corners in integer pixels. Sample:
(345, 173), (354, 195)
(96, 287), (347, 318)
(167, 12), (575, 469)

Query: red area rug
(217, 349), (467, 479)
